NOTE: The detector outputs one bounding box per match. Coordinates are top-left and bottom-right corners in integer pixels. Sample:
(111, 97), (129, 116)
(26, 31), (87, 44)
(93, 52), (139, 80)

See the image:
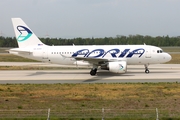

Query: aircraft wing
(74, 57), (126, 65)
(60, 53), (126, 65)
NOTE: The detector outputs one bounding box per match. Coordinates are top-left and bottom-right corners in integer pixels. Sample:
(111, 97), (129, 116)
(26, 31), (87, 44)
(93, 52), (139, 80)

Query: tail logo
(17, 26), (32, 42)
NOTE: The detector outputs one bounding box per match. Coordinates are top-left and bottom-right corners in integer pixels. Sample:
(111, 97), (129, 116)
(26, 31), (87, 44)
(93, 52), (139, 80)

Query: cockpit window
(157, 50), (163, 53)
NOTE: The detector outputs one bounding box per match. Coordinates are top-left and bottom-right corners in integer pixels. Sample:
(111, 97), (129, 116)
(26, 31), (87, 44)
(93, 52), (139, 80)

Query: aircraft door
(145, 47), (151, 58)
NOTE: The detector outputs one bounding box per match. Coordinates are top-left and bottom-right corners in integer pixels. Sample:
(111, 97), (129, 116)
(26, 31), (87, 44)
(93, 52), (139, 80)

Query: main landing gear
(90, 65), (98, 76)
(90, 68), (97, 76)
(144, 64), (150, 74)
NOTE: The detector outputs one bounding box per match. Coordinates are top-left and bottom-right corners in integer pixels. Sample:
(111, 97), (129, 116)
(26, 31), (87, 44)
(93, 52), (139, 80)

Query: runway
(0, 63), (179, 84)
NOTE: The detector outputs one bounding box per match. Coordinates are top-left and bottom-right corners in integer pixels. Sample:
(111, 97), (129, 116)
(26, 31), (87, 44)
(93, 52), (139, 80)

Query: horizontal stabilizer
(9, 48), (32, 54)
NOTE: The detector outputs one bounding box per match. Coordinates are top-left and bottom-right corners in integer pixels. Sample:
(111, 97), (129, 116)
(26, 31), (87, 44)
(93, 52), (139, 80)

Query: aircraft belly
(127, 56), (149, 65)
(49, 56), (74, 65)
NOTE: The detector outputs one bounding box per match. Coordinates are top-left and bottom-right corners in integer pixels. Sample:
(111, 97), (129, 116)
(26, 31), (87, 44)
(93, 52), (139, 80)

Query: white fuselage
(10, 44), (171, 66)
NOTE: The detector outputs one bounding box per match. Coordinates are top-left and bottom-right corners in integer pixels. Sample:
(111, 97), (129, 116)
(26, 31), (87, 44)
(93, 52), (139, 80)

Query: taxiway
(0, 62), (179, 84)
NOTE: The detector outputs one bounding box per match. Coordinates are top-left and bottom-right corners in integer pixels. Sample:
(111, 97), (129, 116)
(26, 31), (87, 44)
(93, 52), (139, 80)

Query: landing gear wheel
(90, 68), (97, 76)
(145, 69), (149, 74)
(144, 64), (150, 74)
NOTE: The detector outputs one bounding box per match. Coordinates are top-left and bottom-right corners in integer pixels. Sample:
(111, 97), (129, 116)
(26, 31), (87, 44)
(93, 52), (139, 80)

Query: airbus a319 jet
(9, 18), (172, 76)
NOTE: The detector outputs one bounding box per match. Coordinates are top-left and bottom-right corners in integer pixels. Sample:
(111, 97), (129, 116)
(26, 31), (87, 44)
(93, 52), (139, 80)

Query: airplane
(9, 18), (172, 76)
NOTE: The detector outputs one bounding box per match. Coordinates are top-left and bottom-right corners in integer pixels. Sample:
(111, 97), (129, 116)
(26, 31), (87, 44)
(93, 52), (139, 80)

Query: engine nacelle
(108, 61), (127, 73)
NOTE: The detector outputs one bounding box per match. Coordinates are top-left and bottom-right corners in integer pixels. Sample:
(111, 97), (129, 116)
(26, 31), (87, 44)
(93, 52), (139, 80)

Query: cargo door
(42, 47), (48, 59)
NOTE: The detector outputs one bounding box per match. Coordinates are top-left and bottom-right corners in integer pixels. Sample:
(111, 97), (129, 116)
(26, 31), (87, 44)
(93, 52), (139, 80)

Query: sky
(0, 0), (180, 38)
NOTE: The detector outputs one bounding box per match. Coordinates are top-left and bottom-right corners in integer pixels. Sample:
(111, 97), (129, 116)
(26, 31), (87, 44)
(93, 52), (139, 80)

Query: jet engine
(101, 61), (127, 73)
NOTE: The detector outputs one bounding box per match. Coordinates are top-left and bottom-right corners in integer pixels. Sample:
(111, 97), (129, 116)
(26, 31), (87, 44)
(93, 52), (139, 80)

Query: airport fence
(0, 108), (179, 119)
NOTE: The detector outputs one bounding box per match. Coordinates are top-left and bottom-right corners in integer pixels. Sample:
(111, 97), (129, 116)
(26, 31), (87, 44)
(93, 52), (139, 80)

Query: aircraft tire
(145, 69), (150, 74)
(90, 69), (97, 76)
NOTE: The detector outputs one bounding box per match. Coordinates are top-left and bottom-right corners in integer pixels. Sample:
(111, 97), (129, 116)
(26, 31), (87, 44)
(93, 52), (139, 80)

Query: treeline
(1, 35), (180, 47)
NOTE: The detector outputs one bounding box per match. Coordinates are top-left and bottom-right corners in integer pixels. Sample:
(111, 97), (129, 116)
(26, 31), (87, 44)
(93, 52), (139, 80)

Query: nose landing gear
(144, 64), (150, 74)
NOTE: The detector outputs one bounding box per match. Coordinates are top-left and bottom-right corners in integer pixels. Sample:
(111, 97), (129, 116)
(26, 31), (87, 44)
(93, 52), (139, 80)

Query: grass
(161, 47), (180, 52)
(0, 54), (38, 62)
(0, 66), (80, 70)
(0, 83), (180, 119)
(166, 54), (180, 64)
(0, 48), (9, 53)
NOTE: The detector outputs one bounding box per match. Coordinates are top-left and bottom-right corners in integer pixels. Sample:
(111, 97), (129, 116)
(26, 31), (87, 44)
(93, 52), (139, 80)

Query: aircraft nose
(165, 53), (172, 62)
